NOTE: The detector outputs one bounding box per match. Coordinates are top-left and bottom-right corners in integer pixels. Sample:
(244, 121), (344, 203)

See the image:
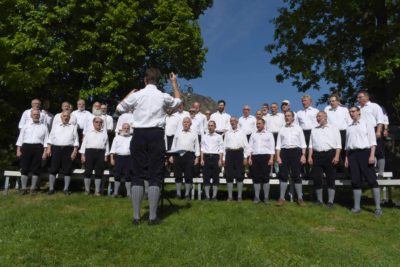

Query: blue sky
(185, 0), (329, 116)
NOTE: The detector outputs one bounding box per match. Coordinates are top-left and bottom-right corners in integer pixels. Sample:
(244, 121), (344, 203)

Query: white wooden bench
(3, 170), (398, 200)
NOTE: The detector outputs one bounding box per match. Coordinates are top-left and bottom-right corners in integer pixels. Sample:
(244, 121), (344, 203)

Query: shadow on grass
(141, 201), (192, 221)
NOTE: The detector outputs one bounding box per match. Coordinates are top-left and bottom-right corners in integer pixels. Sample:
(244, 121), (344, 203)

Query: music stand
(159, 151), (183, 215)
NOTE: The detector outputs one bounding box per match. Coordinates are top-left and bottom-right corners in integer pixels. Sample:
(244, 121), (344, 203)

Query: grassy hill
(1, 187), (400, 266)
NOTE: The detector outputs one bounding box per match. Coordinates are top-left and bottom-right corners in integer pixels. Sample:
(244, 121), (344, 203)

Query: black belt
(226, 148), (244, 152)
(313, 149), (335, 153)
(204, 153), (219, 157)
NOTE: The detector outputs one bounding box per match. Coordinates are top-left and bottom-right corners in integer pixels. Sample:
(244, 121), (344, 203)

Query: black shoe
(20, 189), (28, 195)
(185, 195), (190, 200)
(175, 194), (182, 199)
(47, 190), (55, 195)
(148, 218), (161, 225)
(212, 197), (218, 202)
(63, 190), (71, 195)
(314, 201), (323, 206)
(132, 219), (141, 225)
(326, 202), (334, 209)
(30, 189), (37, 195)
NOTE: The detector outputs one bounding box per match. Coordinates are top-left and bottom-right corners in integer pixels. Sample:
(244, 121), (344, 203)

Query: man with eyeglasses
(169, 117), (200, 199)
(345, 106), (382, 217)
(80, 117), (109, 196)
(47, 111), (79, 195)
(238, 105), (256, 141)
(280, 100), (297, 123)
(116, 68), (181, 225)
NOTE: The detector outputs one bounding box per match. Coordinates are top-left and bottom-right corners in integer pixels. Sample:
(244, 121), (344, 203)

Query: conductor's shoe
(148, 218), (161, 225)
(374, 209), (382, 217)
(132, 219), (141, 225)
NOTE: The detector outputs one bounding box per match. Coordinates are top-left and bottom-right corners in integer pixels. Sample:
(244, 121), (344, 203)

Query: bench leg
(3, 176), (9, 195)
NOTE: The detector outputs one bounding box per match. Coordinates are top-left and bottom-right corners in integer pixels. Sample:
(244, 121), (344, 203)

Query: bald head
(316, 111), (327, 126)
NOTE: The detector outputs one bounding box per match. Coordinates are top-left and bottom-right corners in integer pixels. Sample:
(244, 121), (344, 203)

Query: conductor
(116, 68), (181, 225)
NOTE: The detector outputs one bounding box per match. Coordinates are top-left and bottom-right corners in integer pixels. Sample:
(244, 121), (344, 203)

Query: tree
(266, 0), (400, 121)
(0, 0), (212, 169)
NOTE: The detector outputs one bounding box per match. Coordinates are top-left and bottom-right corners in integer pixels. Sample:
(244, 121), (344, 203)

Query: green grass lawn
(1, 188), (400, 266)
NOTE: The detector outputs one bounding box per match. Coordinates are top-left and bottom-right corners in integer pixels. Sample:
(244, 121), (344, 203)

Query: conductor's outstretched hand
(169, 72), (177, 83)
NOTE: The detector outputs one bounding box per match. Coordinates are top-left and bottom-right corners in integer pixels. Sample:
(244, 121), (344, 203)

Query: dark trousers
(225, 149), (244, 182)
(302, 130), (312, 178)
(131, 127), (165, 187)
(246, 134), (251, 142)
(203, 154), (220, 185)
(348, 149), (378, 189)
(251, 154), (271, 184)
(311, 150), (337, 189)
(49, 145), (74, 175)
(114, 155), (133, 182)
(339, 130), (346, 165)
(84, 149), (106, 179)
(375, 137), (385, 160)
(166, 135), (174, 151)
(279, 148), (302, 183)
(174, 152), (195, 183)
(20, 143), (44, 175)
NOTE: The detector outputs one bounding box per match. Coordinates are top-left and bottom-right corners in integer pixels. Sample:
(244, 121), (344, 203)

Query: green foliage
(0, 0), (212, 168)
(1, 191), (400, 266)
(266, 0), (400, 119)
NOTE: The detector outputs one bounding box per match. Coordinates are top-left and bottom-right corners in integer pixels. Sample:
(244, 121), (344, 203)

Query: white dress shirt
(104, 114), (114, 131)
(48, 123), (79, 147)
(238, 115), (257, 135)
(296, 106), (319, 130)
(309, 124), (341, 151)
(194, 112), (207, 133)
(359, 101), (384, 128)
(16, 122), (49, 147)
(71, 109), (91, 130)
(276, 123), (307, 150)
(265, 113), (285, 133)
(52, 113), (77, 129)
(190, 116), (204, 136)
(79, 130), (110, 155)
(42, 110), (54, 131)
(210, 111), (231, 132)
(165, 113), (181, 136)
(110, 135), (132, 155)
(248, 130), (275, 155)
(324, 105), (351, 130)
(115, 112), (134, 134)
(116, 84), (181, 128)
(18, 109), (45, 129)
(224, 129), (249, 158)
(171, 129), (200, 156)
(345, 119), (376, 150)
(201, 133), (224, 154)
